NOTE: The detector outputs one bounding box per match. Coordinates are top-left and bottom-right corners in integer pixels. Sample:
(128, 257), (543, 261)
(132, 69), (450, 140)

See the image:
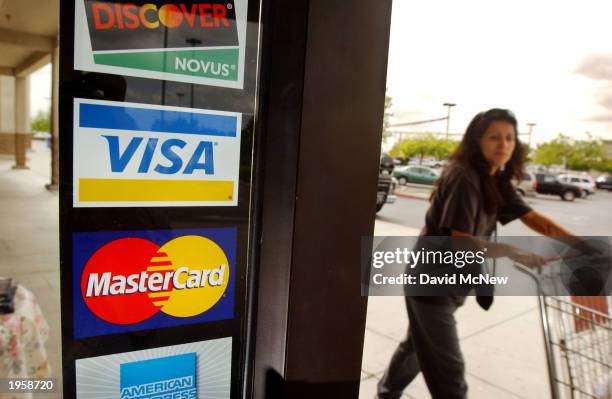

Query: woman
(376, 108), (587, 399)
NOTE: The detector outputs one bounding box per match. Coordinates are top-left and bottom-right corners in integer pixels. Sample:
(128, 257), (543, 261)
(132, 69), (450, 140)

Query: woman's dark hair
(443, 108), (525, 214)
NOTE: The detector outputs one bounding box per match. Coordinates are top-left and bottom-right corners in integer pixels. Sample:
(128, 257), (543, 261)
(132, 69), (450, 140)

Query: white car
(515, 171), (537, 197)
(557, 174), (596, 198)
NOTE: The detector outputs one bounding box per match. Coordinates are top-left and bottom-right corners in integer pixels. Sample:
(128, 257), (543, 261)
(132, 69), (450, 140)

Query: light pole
(526, 122), (536, 148)
(186, 38), (203, 108)
(443, 102), (456, 139)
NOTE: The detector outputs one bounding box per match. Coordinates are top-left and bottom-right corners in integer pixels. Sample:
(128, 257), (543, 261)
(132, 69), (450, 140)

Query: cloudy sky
(386, 0), (612, 144)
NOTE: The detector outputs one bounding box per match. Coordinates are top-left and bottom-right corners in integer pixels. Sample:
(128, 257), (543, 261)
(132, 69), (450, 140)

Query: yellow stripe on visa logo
(73, 98), (242, 208)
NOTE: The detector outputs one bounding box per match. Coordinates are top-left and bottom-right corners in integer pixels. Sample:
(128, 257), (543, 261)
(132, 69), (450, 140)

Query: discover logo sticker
(74, 0), (248, 88)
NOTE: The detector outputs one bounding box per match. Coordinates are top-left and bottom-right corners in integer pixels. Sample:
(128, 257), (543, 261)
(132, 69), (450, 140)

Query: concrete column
(0, 76), (16, 154)
(13, 75), (30, 169)
(48, 45), (59, 189)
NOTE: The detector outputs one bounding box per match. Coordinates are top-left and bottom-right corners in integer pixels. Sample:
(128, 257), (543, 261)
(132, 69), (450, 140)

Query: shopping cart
(516, 257), (612, 399)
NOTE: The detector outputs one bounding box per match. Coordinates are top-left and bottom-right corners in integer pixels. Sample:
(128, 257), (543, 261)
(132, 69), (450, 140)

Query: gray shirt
(414, 166), (532, 306)
(423, 166), (532, 237)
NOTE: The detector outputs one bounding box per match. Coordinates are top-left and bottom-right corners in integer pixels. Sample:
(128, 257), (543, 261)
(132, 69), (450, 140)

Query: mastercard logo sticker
(73, 228), (235, 338)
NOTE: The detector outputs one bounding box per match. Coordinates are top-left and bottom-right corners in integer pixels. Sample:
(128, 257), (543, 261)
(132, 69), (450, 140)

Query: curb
(394, 191), (430, 201)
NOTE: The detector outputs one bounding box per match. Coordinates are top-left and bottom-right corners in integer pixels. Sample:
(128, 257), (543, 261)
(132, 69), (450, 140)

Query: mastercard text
(85, 265), (227, 298)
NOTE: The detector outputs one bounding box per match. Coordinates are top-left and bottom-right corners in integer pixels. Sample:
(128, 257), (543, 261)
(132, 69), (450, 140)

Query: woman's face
(479, 120), (516, 170)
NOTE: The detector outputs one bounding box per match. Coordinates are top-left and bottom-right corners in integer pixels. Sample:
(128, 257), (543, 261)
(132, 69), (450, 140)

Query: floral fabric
(0, 285), (51, 399)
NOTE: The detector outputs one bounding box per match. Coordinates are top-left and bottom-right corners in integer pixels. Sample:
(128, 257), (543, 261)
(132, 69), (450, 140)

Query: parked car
(420, 159), (446, 168)
(557, 174), (596, 198)
(394, 166), (439, 186)
(596, 175), (612, 191)
(534, 173), (582, 201)
(515, 172), (536, 197)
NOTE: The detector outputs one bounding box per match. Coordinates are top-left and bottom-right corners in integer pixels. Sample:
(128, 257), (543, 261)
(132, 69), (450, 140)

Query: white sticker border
(73, 0), (249, 89)
(72, 97), (243, 208)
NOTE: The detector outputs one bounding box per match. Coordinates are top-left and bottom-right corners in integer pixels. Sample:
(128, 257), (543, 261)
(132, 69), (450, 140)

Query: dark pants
(376, 297), (467, 399)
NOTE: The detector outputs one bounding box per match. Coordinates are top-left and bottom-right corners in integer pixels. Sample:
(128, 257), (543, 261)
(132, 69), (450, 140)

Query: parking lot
(379, 186), (612, 236)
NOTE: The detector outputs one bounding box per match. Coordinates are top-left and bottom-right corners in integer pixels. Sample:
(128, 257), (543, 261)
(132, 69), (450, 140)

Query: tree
(31, 109), (50, 133)
(390, 134), (459, 164)
(533, 134), (608, 171)
(593, 159), (612, 173)
(522, 143), (533, 162)
(431, 138), (459, 160)
(568, 140), (607, 171)
(532, 135), (572, 166)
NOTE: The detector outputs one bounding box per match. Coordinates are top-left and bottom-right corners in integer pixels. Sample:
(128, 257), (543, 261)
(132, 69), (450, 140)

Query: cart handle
(514, 262), (543, 291)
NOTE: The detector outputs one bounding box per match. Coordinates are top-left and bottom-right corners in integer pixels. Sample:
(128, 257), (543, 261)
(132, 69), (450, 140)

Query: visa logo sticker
(73, 98), (241, 207)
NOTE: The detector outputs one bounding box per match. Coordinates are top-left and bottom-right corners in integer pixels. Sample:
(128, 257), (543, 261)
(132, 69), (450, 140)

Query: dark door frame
(250, 1), (393, 397)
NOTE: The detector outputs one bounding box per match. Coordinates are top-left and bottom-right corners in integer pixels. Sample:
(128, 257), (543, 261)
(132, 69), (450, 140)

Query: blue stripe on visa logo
(79, 103), (238, 137)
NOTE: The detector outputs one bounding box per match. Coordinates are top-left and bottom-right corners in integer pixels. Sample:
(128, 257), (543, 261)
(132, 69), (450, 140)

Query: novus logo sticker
(73, 98), (241, 207)
(74, 0), (248, 88)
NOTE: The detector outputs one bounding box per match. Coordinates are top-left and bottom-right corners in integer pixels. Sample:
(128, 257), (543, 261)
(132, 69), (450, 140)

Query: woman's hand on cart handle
(569, 238), (603, 256)
(451, 229), (561, 269)
(508, 248), (559, 271)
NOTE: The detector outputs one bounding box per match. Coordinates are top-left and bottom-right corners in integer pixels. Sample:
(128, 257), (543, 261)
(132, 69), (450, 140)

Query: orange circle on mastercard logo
(80, 236), (230, 325)
(158, 4), (183, 28)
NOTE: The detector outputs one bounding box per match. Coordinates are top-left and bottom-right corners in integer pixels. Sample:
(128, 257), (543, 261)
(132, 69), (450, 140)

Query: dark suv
(377, 154), (397, 212)
(534, 173), (582, 201)
(596, 175), (612, 191)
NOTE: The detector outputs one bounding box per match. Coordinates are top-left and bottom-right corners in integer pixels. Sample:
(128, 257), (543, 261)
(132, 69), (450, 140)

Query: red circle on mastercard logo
(80, 238), (163, 324)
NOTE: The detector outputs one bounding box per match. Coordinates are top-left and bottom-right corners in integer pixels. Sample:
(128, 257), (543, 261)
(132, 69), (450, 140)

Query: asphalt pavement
(383, 185), (612, 236)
